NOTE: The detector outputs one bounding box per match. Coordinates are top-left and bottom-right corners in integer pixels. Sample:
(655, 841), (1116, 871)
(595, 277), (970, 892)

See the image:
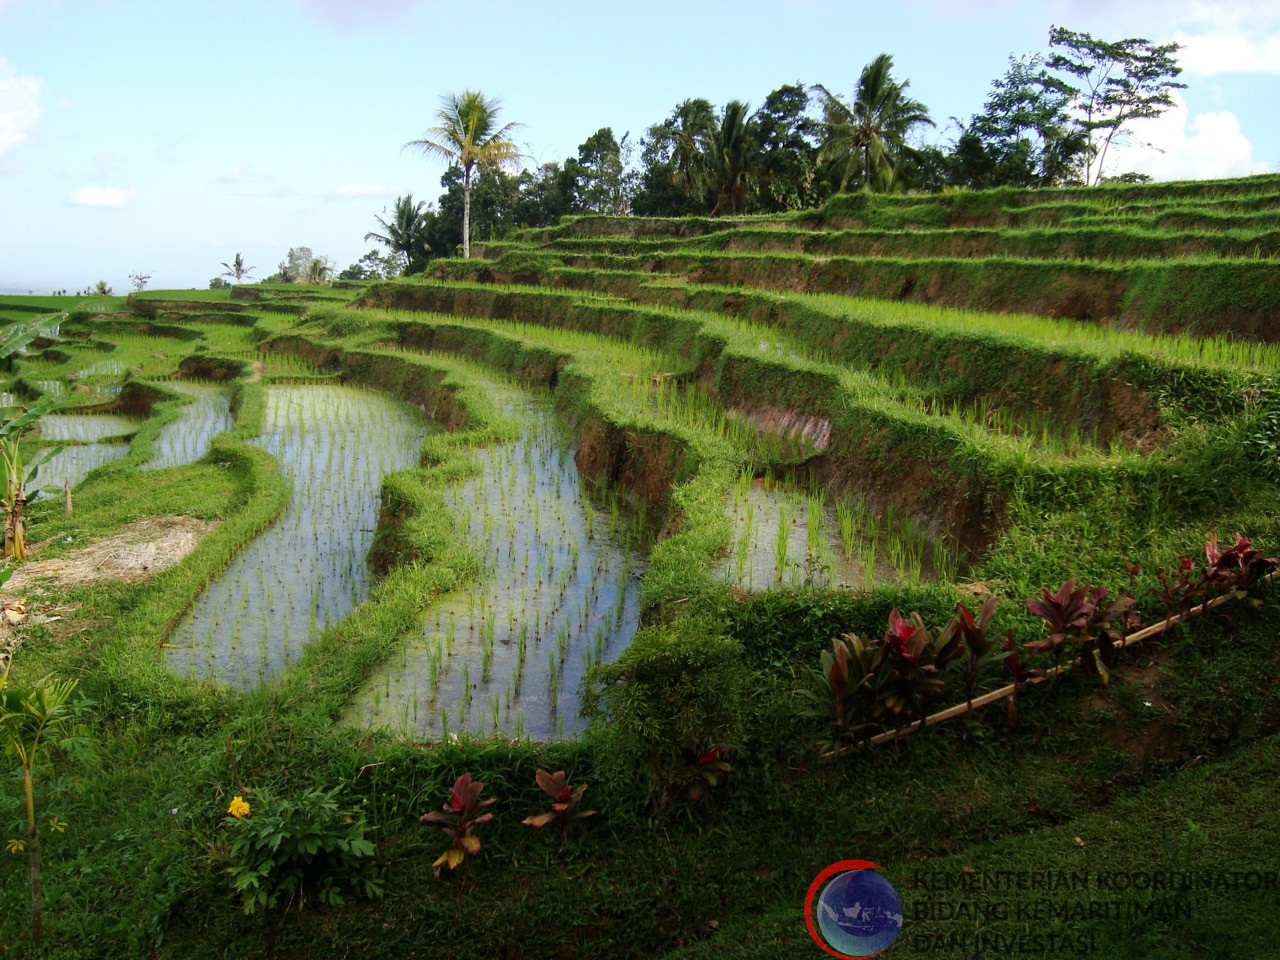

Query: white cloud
(1107, 93), (1264, 180)
(217, 162), (252, 184)
(298, 0), (423, 27)
(68, 185), (138, 208)
(1171, 29), (1280, 73)
(330, 182), (393, 198)
(0, 59), (40, 156)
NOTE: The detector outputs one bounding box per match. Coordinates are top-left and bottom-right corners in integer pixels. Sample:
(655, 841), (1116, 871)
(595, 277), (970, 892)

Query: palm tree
(304, 258), (333, 285)
(813, 54), (934, 193)
(708, 100), (757, 216)
(220, 253), (256, 283)
(365, 194), (431, 274)
(667, 98), (717, 200)
(404, 91), (522, 259)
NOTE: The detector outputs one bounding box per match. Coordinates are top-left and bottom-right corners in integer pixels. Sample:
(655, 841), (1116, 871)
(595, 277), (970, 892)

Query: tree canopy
(361, 30), (1191, 259)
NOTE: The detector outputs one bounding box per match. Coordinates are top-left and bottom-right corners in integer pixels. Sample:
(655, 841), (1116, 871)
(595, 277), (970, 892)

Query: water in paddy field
(350, 393), (645, 741)
(37, 412), (138, 442)
(719, 476), (951, 591)
(29, 379), (122, 405)
(72, 359), (129, 378)
(29, 380), (66, 399)
(27, 412), (137, 499)
(141, 382), (233, 470)
(165, 384), (429, 687)
(31, 444), (129, 498)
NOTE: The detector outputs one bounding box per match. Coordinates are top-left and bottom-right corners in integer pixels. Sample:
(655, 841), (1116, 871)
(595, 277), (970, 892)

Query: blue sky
(2, 0), (1277, 293)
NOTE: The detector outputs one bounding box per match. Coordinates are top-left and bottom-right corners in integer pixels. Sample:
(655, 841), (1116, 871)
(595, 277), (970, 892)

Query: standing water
(350, 391), (645, 741)
(141, 382), (233, 470)
(31, 412), (138, 498)
(165, 384), (429, 686)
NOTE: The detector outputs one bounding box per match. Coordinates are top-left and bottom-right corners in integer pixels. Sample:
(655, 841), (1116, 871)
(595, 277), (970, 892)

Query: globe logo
(804, 861), (903, 958)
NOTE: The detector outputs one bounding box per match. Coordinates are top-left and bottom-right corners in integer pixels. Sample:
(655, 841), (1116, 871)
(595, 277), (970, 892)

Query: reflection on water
(165, 384), (429, 687)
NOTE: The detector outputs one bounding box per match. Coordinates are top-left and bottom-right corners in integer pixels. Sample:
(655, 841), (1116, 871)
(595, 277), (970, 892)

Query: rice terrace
(3, 9), (1280, 960)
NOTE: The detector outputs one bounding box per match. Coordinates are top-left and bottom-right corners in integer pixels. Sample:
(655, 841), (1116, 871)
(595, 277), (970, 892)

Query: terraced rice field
(164, 383), (428, 686)
(140, 381), (233, 471)
(3, 175), (1280, 958)
(352, 381), (644, 740)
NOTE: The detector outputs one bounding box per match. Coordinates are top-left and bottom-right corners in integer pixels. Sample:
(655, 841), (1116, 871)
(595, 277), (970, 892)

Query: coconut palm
(813, 54), (934, 193)
(304, 257), (333, 285)
(404, 91), (522, 259)
(708, 100), (757, 216)
(220, 253), (256, 283)
(667, 98), (717, 200)
(365, 194), (431, 274)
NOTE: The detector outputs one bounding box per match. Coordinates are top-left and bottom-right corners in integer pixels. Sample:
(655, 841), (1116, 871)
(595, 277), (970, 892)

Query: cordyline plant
(689, 747), (731, 810)
(1154, 555), (1203, 622)
(800, 608), (972, 748)
(1203, 531), (1279, 602)
(999, 629), (1042, 725)
(797, 631), (881, 750)
(873, 609), (965, 733)
(945, 597), (1006, 711)
(419, 773), (496, 876)
(522, 770), (596, 841)
(1154, 531), (1278, 622)
(1025, 579), (1136, 684)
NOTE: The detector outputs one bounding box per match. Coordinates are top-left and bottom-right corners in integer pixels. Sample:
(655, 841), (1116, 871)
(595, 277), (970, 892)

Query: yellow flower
(227, 796), (250, 819)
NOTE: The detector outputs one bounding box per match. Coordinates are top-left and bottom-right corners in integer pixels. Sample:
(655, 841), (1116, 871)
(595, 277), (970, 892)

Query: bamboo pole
(822, 583), (1265, 759)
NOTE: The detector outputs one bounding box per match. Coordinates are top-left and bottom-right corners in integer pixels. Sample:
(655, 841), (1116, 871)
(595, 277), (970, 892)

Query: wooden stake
(64, 478), (72, 516)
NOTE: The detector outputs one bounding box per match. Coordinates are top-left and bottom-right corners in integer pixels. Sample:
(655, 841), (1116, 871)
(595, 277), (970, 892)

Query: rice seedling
(165, 383), (429, 685)
(349, 385), (646, 741)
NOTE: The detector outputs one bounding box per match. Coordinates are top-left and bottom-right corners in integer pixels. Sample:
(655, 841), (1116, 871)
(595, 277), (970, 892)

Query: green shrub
(222, 785), (381, 914)
(583, 618), (746, 811)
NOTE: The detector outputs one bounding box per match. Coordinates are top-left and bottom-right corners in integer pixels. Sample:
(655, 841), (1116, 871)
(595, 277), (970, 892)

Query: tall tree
(667, 99), (717, 202)
(405, 91), (523, 259)
(1047, 26), (1185, 184)
(564, 128), (633, 215)
(512, 162), (573, 227)
(708, 100), (757, 216)
(283, 246), (313, 282)
(954, 54), (1088, 188)
(364, 194), (432, 274)
(752, 83), (823, 212)
(220, 253), (255, 283)
(813, 54), (935, 193)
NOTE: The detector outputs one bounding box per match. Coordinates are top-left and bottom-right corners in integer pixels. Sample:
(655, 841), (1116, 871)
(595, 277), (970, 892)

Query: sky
(1, 0), (1277, 293)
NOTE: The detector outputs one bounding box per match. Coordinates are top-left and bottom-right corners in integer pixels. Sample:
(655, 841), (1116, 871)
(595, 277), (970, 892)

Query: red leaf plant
(419, 773), (496, 876)
(1026, 580), (1134, 684)
(521, 770), (596, 841)
(1203, 531), (1279, 600)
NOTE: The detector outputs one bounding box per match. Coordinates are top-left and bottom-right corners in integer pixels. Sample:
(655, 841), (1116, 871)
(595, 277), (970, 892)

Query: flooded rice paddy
(38, 412), (138, 442)
(30, 412), (137, 498)
(32, 444), (130, 498)
(719, 474), (953, 590)
(142, 382), (233, 470)
(165, 383), (429, 686)
(350, 391), (645, 741)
